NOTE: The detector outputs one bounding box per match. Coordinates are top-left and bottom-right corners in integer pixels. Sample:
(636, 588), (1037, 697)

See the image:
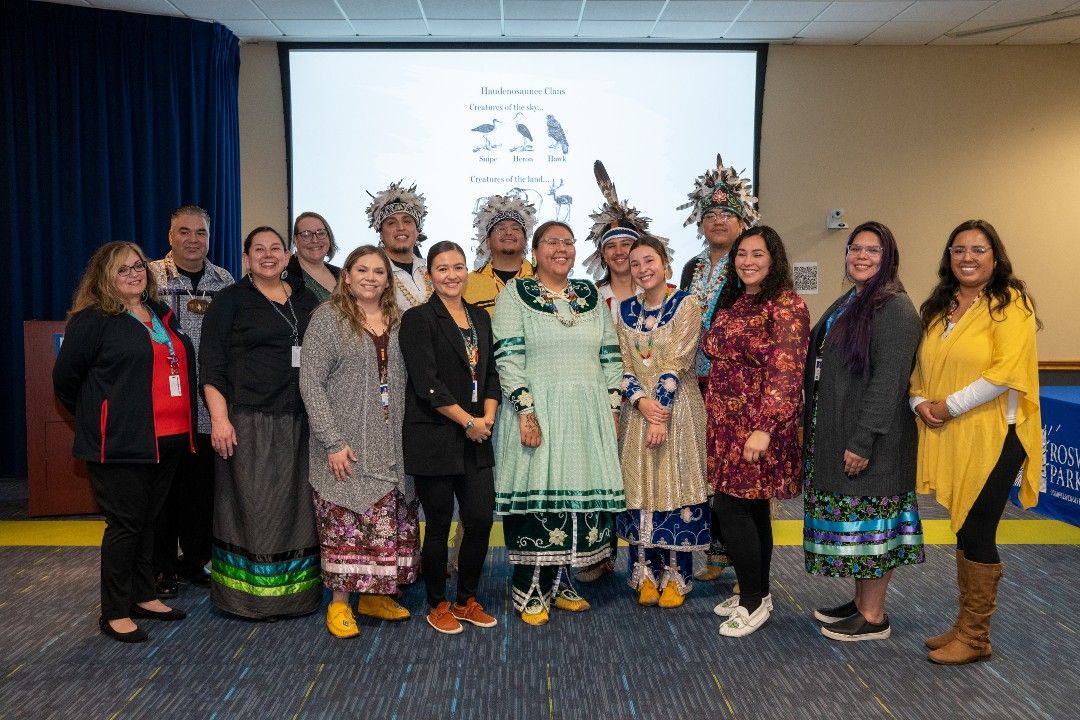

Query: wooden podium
(24, 320), (98, 516)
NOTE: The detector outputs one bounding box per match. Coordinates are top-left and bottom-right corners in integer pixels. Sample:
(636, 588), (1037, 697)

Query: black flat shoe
(131, 604), (187, 621)
(99, 617), (148, 643)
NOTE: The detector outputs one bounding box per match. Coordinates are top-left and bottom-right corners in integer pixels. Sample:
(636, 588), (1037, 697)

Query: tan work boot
(926, 549), (966, 650)
(928, 557), (1002, 665)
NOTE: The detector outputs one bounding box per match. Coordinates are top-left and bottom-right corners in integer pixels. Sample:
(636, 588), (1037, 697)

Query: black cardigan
(398, 295), (501, 476)
(53, 301), (197, 464)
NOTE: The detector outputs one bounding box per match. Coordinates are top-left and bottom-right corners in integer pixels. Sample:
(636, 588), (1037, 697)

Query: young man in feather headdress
(366, 181), (432, 313)
(463, 195), (537, 315)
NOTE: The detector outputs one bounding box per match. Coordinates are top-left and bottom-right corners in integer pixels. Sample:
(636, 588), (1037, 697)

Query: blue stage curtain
(0, 1), (241, 477)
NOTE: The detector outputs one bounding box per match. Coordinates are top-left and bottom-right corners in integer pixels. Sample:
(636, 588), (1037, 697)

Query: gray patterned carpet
(1, 541), (1078, 720)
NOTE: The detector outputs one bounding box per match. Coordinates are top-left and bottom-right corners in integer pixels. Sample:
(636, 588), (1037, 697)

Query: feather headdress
(677, 154), (759, 238)
(584, 160), (672, 281)
(471, 194), (537, 270)
(365, 180), (428, 232)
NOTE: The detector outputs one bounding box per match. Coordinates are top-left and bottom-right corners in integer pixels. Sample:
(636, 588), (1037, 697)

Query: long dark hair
(827, 221), (904, 374)
(716, 225), (793, 308)
(919, 219), (1041, 331)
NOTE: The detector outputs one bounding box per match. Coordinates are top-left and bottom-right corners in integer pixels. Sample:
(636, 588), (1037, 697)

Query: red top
(146, 321), (192, 438)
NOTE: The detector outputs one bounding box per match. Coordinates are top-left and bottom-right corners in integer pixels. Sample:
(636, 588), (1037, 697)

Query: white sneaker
(718, 602), (770, 637)
(713, 593), (773, 617)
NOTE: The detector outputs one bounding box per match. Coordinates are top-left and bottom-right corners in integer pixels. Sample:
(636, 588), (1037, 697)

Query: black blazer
(398, 295), (501, 476)
(53, 301), (197, 463)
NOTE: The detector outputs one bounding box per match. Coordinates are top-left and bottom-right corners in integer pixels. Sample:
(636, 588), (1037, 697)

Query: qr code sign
(793, 262), (818, 295)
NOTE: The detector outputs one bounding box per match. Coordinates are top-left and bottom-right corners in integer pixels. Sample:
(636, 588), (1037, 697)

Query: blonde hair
(328, 245), (399, 337)
(68, 241), (159, 318)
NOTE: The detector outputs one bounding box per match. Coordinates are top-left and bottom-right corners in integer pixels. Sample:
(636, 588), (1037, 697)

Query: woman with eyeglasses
(703, 226), (809, 638)
(200, 227), (322, 621)
(491, 220), (625, 625)
(54, 242), (197, 642)
(801, 222), (924, 643)
(288, 211), (341, 301)
(911, 219), (1042, 665)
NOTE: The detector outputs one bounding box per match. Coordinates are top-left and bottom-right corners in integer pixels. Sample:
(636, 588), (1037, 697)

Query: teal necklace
(128, 306), (170, 345)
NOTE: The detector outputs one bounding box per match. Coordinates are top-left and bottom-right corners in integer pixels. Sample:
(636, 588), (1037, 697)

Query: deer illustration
(547, 180), (572, 221)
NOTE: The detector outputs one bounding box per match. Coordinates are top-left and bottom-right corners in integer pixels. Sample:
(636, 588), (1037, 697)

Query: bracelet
(465, 418), (475, 430)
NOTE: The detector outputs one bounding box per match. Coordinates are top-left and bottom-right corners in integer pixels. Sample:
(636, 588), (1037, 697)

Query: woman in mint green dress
(492, 220), (625, 626)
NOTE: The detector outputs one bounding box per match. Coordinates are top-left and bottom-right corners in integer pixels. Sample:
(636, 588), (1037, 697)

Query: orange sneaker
(426, 601), (464, 635)
(452, 597), (497, 628)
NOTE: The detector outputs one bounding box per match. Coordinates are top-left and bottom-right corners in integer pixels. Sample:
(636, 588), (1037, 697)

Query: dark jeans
(88, 434), (186, 620)
(957, 426), (1025, 564)
(714, 492), (773, 611)
(154, 432), (214, 576)
(414, 462), (495, 608)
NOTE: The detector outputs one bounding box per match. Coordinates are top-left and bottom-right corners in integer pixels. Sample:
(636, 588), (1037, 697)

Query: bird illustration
(511, 112), (533, 152)
(471, 118), (501, 152)
(546, 114), (568, 156)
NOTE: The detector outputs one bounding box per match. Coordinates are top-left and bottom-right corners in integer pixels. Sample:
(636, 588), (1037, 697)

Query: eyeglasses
(296, 229), (328, 241)
(703, 210), (737, 222)
(847, 244), (882, 257)
(949, 245), (990, 258)
(538, 237), (575, 248)
(117, 260), (147, 277)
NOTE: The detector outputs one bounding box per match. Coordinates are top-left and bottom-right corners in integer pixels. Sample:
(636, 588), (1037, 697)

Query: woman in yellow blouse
(910, 219), (1042, 665)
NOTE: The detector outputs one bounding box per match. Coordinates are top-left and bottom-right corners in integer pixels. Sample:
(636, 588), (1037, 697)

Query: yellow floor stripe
(1, 517), (1078, 547)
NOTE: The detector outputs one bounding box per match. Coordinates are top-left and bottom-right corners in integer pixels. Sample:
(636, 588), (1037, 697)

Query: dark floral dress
(702, 289), (810, 500)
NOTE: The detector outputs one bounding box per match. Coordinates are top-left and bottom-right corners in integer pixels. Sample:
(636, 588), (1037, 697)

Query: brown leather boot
(928, 557), (1002, 665)
(925, 549), (966, 650)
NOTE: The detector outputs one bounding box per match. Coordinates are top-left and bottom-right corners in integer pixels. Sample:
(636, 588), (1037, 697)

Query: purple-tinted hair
(827, 221), (904, 374)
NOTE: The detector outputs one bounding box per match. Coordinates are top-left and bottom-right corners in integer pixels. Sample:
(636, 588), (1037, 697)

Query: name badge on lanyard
(471, 379), (479, 403)
(379, 383), (390, 409)
(814, 356), (822, 382)
(292, 345), (302, 368)
(168, 353), (182, 397)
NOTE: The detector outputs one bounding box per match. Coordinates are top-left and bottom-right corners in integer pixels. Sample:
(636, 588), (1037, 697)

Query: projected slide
(288, 48), (759, 275)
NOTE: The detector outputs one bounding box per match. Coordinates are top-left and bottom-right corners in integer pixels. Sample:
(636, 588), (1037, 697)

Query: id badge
(379, 383), (390, 409)
(814, 356), (822, 382)
(292, 345), (302, 368)
(471, 379), (479, 403)
(168, 373), (183, 397)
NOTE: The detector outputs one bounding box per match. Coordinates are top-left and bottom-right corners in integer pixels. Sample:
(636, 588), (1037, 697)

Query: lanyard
(458, 310), (480, 402)
(259, 286), (300, 345)
(129, 308), (178, 368)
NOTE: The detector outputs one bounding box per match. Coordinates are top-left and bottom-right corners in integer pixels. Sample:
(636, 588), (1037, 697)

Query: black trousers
(154, 432), (214, 576)
(87, 434), (186, 620)
(714, 493), (773, 610)
(957, 426), (1025, 564)
(414, 455), (495, 608)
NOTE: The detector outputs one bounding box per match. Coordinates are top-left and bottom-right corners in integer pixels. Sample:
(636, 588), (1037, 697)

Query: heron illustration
(546, 114), (568, 156)
(511, 112), (533, 152)
(471, 118), (501, 152)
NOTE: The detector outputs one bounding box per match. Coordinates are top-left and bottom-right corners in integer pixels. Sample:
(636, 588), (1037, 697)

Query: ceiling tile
(953, 0), (1078, 31)
(739, 1), (830, 22)
(218, 18), (283, 38)
(1000, 16), (1080, 43)
(894, 1), (995, 23)
(170, 1), (264, 20)
(420, 0), (501, 20)
(427, 19), (503, 35)
(504, 1), (583, 20)
(253, 0), (344, 21)
(86, 0), (183, 14)
(41, 0), (92, 6)
(858, 20), (955, 45)
(929, 27), (1024, 44)
(816, 1), (910, 22)
(576, 19), (655, 36)
(338, 0), (422, 20)
(726, 20), (808, 39)
(658, 1), (743, 22)
(274, 19), (356, 36)
(649, 20), (733, 38)
(797, 20), (882, 41)
(503, 19), (580, 36)
(581, 1), (665, 22)
(352, 18), (431, 35)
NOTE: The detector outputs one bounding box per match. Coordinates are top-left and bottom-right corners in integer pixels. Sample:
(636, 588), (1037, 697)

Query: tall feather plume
(593, 160), (619, 207)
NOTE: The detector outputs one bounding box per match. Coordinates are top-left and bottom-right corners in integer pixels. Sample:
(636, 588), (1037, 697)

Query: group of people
(54, 154), (1043, 667)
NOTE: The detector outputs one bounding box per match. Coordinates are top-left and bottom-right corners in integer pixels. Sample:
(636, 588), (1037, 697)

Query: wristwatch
(465, 419), (475, 430)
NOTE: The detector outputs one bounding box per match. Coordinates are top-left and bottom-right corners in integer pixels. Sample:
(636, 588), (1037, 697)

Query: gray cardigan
(802, 291), (922, 497)
(299, 304), (413, 514)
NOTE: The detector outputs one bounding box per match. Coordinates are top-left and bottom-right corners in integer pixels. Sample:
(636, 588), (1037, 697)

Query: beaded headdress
(677, 154), (759, 239)
(471, 194), (537, 270)
(584, 160), (671, 281)
(365, 180), (428, 232)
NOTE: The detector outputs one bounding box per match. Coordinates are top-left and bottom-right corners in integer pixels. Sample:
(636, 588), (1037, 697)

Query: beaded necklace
(690, 251), (728, 325)
(397, 266), (433, 308)
(632, 289), (673, 365)
(536, 280), (580, 327)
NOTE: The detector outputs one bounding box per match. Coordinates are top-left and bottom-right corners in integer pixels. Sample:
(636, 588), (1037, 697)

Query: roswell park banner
(1013, 387), (1080, 528)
